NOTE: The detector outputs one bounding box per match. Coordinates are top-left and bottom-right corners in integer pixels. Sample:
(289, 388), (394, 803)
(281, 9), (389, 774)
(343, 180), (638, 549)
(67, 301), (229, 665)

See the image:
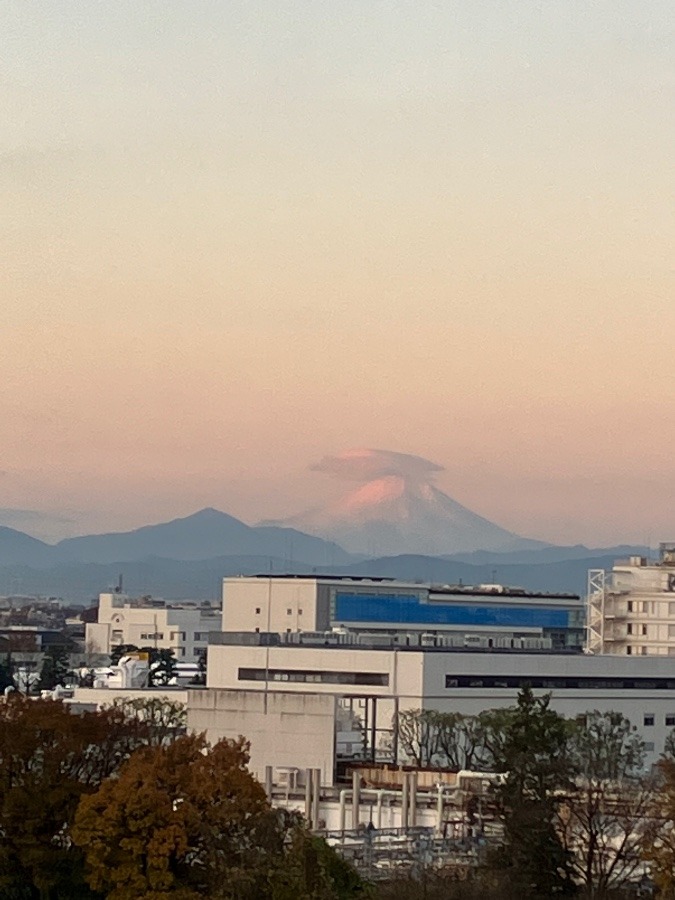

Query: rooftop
(231, 574), (580, 600)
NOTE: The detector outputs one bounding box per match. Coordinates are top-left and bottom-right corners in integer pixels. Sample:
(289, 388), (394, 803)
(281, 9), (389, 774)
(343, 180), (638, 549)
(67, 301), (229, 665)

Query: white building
(222, 575), (584, 650)
(86, 592), (220, 660)
(188, 629), (675, 783)
(587, 543), (675, 656)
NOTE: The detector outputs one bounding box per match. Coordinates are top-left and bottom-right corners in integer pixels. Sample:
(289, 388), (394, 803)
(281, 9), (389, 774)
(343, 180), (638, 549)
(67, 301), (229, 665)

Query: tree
(148, 646), (178, 686)
(109, 643), (140, 665)
(433, 712), (486, 771)
(489, 687), (575, 896)
(109, 643), (178, 686)
(664, 728), (675, 761)
(37, 643), (71, 691)
(643, 758), (675, 897)
(558, 710), (654, 895)
(396, 709), (439, 767)
(270, 826), (369, 900)
(111, 696), (186, 745)
(0, 694), (152, 898)
(0, 657), (14, 693)
(191, 649), (207, 685)
(72, 734), (363, 900)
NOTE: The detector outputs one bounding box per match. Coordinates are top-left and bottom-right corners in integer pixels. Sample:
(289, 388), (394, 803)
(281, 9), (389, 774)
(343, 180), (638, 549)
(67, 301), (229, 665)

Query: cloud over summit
(310, 449), (444, 484)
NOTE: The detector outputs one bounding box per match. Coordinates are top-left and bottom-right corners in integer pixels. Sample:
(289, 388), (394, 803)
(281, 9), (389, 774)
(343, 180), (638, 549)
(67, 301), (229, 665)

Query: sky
(2, 1), (674, 546)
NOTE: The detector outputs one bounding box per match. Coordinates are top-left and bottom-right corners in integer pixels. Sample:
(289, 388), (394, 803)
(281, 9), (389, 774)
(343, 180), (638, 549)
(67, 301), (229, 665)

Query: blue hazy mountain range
(0, 507), (647, 602)
(0, 508), (352, 568)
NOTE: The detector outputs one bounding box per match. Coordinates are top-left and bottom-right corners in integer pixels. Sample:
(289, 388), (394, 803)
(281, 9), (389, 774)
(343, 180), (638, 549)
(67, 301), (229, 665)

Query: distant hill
(0, 555), (317, 603)
(0, 549), (632, 603)
(334, 553), (629, 596)
(0, 509), (353, 569)
(0, 505), (647, 603)
(0, 526), (53, 567)
(440, 544), (650, 566)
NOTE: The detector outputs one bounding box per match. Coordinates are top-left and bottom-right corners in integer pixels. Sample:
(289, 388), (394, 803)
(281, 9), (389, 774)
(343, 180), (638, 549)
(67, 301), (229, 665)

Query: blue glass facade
(332, 592), (572, 629)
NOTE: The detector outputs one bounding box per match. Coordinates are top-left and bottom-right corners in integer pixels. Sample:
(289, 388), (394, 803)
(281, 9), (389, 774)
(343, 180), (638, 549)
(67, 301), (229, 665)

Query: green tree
(0, 657), (14, 693)
(109, 643), (178, 686)
(191, 649), (207, 685)
(270, 826), (369, 900)
(73, 734), (363, 900)
(490, 687), (575, 896)
(148, 646), (178, 685)
(109, 643), (140, 665)
(37, 643), (71, 692)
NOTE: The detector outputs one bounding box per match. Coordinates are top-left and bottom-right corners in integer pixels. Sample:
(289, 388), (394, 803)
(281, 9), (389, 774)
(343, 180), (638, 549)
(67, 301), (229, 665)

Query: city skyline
(3, 1), (674, 546)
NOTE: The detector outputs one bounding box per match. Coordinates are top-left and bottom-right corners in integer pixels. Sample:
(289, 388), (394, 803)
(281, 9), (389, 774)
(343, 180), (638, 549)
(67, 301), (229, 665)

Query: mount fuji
(276, 448), (547, 557)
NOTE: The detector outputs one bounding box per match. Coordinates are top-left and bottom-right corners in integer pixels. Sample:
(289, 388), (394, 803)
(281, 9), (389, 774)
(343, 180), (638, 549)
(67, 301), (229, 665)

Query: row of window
(115, 631), (209, 644)
(254, 607), (303, 616)
(445, 675), (675, 690)
(238, 667), (389, 686)
(644, 714), (675, 727)
(626, 601), (675, 614)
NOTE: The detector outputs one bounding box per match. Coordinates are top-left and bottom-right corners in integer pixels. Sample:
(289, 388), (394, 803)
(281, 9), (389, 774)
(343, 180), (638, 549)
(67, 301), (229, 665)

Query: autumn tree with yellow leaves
(73, 733), (366, 900)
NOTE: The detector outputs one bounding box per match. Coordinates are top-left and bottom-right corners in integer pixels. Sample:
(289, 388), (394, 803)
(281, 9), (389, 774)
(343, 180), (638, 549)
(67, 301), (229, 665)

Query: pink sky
(2, 1), (674, 545)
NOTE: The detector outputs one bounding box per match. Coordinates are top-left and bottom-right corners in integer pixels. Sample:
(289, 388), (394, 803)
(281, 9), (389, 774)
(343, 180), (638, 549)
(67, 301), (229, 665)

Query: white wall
(222, 578), (319, 633)
(421, 651), (675, 767)
(206, 643), (425, 699)
(187, 687), (336, 782)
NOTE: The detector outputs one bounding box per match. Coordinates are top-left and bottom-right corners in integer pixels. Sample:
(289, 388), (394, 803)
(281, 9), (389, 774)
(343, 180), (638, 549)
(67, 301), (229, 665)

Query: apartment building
(587, 543), (675, 656)
(85, 591), (220, 660)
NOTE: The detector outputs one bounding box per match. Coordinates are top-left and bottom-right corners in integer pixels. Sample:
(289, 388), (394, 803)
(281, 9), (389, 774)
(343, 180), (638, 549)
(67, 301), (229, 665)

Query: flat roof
(210, 631), (579, 655)
(228, 574), (580, 600)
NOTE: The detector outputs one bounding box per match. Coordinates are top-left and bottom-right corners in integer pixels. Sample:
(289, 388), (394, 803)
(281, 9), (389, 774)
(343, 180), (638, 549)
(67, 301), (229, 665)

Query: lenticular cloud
(279, 447), (536, 556)
(310, 449), (444, 484)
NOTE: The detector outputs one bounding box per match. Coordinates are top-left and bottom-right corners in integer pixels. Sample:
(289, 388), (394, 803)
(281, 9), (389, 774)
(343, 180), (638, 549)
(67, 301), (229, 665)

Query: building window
(444, 675), (675, 691)
(286, 609), (292, 615)
(298, 608), (303, 615)
(627, 601), (633, 612)
(627, 646), (632, 655)
(140, 632), (164, 641)
(644, 714), (655, 727)
(255, 608), (261, 615)
(193, 632), (209, 642)
(238, 668), (389, 686)
(627, 624), (633, 635)
(171, 631), (186, 641)
(642, 625), (648, 636)
(666, 716), (675, 727)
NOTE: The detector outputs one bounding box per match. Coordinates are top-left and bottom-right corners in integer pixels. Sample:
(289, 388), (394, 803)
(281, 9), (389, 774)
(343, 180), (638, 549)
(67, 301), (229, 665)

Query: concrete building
(587, 543), (675, 656)
(86, 592), (220, 660)
(188, 628), (675, 782)
(222, 575), (584, 650)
